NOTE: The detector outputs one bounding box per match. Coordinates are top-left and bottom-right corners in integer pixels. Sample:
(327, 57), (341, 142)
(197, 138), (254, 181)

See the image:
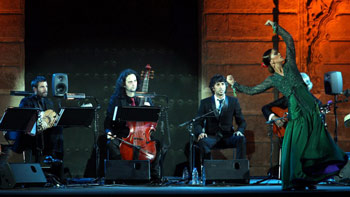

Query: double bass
(119, 64), (158, 162)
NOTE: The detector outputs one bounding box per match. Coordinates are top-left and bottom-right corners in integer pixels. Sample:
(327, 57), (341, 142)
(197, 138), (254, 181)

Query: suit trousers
(197, 134), (246, 160)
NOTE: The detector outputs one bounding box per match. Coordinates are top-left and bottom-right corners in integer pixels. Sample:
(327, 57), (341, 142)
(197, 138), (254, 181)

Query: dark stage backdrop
(25, 0), (199, 178)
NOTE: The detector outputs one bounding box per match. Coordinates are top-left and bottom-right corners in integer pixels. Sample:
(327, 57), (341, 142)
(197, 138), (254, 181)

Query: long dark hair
(113, 69), (141, 96)
(262, 49), (275, 73)
(107, 69), (141, 114)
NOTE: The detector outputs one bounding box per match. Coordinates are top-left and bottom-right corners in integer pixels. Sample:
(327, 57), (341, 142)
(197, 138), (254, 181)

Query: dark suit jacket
(194, 95), (246, 138)
(261, 96), (288, 121)
(19, 94), (54, 110)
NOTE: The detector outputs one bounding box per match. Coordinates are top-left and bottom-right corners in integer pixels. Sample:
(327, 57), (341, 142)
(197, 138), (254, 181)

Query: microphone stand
(331, 94), (348, 144)
(255, 115), (286, 185)
(334, 95), (339, 144)
(57, 94), (101, 179)
(90, 96), (101, 178)
(136, 92), (170, 181)
(158, 95), (170, 181)
(178, 110), (215, 182)
(146, 93), (170, 181)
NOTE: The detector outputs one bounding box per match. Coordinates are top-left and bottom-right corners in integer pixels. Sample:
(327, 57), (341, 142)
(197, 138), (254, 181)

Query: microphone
(10, 91), (33, 96)
(134, 92), (156, 98)
(321, 100), (333, 108)
(341, 89), (350, 97)
(178, 109), (215, 127)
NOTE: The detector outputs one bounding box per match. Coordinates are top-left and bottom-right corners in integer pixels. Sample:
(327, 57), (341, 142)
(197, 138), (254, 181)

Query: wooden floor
(0, 177), (349, 196)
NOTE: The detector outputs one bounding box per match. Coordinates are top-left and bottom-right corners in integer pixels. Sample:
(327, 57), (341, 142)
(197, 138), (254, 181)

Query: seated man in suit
(194, 74), (247, 161)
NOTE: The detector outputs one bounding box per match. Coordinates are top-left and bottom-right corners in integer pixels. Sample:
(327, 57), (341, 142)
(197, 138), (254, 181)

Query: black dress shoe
(293, 185), (306, 191)
(150, 177), (162, 184)
(282, 186), (306, 191)
(306, 185), (317, 190)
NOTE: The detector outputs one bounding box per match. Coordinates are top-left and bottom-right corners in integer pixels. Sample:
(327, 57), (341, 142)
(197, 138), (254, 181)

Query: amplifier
(0, 163), (47, 189)
(203, 159), (249, 183)
(104, 160), (150, 182)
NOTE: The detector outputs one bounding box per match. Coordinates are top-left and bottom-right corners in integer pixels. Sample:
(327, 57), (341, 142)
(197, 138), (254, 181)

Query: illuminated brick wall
(0, 0), (25, 114)
(200, 0), (350, 176)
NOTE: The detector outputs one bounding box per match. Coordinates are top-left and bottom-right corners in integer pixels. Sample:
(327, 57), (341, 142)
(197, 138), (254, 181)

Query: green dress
(233, 24), (348, 190)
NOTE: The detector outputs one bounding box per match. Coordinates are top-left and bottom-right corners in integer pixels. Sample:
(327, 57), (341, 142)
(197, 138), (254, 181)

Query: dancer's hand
(226, 75), (235, 86)
(265, 20), (274, 26)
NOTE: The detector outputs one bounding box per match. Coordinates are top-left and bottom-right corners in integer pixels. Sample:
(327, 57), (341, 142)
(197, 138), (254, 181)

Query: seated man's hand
(234, 131), (244, 137)
(272, 115), (285, 128)
(197, 133), (207, 141)
(275, 119), (285, 128)
(107, 131), (116, 140)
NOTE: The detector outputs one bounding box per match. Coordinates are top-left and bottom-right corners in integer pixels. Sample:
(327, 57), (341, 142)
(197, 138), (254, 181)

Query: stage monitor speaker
(0, 163), (47, 189)
(324, 71), (343, 95)
(203, 159), (249, 183)
(104, 160), (150, 182)
(52, 73), (68, 97)
(334, 153), (350, 184)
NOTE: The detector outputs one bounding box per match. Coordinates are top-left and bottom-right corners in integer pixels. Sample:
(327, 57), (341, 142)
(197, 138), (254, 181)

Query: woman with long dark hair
(227, 20), (348, 191)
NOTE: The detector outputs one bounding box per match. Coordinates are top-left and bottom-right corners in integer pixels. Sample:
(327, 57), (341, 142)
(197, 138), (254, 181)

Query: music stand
(0, 107), (39, 135)
(111, 106), (160, 164)
(113, 106), (161, 122)
(55, 107), (95, 127)
(54, 107), (97, 177)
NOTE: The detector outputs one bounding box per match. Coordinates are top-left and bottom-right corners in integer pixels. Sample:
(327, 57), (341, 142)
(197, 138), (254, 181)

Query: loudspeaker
(324, 71), (343, 95)
(334, 153), (350, 183)
(203, 159), (249, 183)
(104, 160), (150, 182)
(52, 73), (68, 97)
(0, 163), (47, 189)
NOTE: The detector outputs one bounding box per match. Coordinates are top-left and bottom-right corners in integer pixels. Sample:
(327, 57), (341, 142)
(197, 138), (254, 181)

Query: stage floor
(0, 177), (349, 196)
